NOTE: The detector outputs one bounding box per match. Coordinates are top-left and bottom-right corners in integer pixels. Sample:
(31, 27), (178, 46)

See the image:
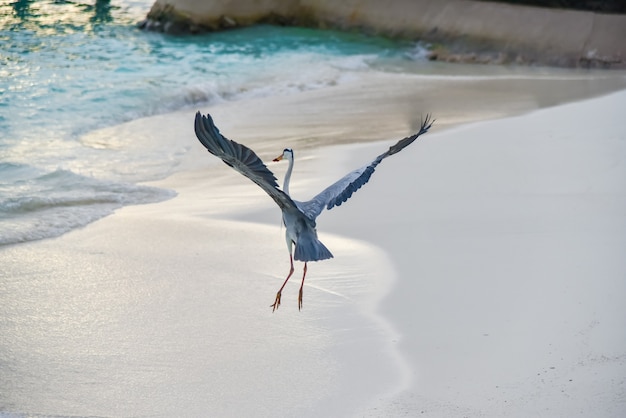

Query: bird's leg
(271, 254), (294, 312)
(298, 262), (308, 311)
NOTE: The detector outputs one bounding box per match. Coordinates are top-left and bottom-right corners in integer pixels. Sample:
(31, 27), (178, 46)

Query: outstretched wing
(194, 112), (300, 215)
(298, 115), (434, 221)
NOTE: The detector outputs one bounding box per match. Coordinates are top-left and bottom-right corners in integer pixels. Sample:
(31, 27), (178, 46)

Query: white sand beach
(2, 68), (626, 416)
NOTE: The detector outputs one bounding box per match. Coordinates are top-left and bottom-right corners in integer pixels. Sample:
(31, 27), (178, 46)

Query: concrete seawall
(141, 0), (626, 68)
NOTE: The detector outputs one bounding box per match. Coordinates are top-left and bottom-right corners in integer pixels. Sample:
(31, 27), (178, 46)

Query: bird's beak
(272, 154), (283, 162)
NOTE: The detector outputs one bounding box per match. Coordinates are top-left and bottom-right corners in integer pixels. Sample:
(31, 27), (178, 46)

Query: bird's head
(273, 148), (293, 162)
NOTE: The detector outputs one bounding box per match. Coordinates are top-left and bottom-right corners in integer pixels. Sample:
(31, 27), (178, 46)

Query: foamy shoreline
(2, 68), (625, 416)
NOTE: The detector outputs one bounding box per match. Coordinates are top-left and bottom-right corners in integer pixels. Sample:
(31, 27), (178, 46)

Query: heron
(194, 111), (434, 311)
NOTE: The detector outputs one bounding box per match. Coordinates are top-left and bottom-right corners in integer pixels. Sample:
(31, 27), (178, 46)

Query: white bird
(194, 112), (434, 311)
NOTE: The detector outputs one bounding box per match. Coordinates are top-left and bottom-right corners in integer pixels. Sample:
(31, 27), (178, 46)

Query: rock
(139, 0), (626, 68)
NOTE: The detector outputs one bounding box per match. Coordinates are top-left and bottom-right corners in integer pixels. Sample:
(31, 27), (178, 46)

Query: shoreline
(348, 89), (626, 415)
(143, 69), (626, 415)
(2, 67), (625, 415)
(146, 69), (626, 414)
(141, 0), (626, 68)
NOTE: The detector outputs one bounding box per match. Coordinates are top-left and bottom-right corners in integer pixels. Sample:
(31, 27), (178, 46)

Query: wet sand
(1, 66), (625, 416)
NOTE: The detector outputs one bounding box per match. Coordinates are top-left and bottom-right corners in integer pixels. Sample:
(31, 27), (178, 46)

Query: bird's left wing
(298, 115), (434, 220)
(194, 112), (301, 215)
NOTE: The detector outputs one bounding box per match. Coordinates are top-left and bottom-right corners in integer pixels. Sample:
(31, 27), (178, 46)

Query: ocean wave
(0, 166), (175, 246)
(121, 51), (381, 123)
(404, 42), (432, 61)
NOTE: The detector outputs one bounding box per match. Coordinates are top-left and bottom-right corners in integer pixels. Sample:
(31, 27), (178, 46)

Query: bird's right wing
(194, 112), (303, 217)
(298, 115), (434, 220)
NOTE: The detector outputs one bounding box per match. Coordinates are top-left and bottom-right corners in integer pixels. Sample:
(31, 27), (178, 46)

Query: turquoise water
(0, 0), (424, 246)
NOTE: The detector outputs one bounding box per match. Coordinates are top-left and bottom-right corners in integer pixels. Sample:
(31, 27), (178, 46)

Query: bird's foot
(270, 291), (282, 312)
(298, 287), (303, 311)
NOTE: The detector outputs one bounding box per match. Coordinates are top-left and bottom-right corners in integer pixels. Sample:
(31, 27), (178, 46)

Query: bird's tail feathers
(294, 232), (333, 262)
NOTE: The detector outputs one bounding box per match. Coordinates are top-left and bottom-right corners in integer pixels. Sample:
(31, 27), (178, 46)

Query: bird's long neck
(283, 156), (294, 196)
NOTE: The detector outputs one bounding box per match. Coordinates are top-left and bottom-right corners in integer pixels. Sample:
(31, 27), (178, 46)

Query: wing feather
(194, 112), (301, 215)
(298, 114), (434, 220)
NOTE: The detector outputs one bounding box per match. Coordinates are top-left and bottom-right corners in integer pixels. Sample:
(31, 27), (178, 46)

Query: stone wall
(140, 0), (626, 68)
